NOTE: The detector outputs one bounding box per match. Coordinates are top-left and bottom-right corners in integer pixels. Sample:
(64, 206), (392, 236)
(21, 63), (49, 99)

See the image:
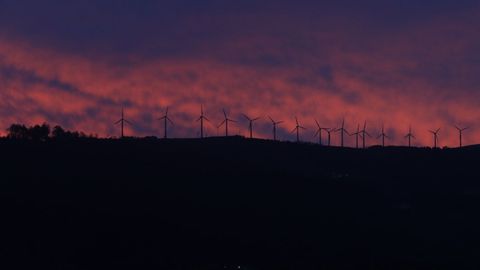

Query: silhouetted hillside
(1, 136), (479, 269)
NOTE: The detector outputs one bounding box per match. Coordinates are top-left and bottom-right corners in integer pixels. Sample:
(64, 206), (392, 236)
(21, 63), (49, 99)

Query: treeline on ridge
(5, 123), (95, 141)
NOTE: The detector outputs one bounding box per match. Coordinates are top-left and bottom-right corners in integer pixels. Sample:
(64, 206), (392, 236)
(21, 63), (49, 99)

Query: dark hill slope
(0, 137), (479, 269)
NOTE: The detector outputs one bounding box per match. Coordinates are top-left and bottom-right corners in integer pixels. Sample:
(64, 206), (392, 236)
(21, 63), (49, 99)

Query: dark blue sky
(0, 0), (477, 56)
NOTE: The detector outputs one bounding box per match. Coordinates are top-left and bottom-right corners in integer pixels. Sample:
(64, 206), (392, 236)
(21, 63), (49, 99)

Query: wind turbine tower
(196, 105), (210, 138)
(114, 107), (132, 138)
(314, 119), (330, 146)
(218, 109), (237, 136)
(243, 114), (261, 139)
(291, 117), (306, 142)
(268, 116), (283, 141)
(325, 128), (333, 146)
(335, 119), (349, 147)
(428, 128), (440, 148)
(377, 124), (389, 147)
(405, 125), (415, 147)
(454, 125), (469, 148)
(159, 107), (174, 139)
(360, 121), (371, 149)
(350, 124), (361, 148)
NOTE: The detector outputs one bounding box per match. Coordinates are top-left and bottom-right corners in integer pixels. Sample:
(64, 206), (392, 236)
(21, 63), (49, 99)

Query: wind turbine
(350, 124), (361, 149)
(243, 114), (261, 139)
(428, 128), (440, 148)
(360, 121), (371, 149)
(405, 125), (415, 147)
(114, 107), (132, 138)
(196, 105), (210, 138)
(313, 119), (328, 146)
(158, 107), (174, 139)
(291, 117), (306, 142)
(335, 119), (349, 147)
(325, 128), (333, 146)
(268, 116), (283, 141)
(377, 124), (389, 147)
(218, 109), (237, 136)
(454, 125), (469, 148)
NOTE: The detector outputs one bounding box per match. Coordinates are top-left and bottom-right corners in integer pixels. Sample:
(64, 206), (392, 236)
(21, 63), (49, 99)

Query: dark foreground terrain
(1, 136), (479, 269)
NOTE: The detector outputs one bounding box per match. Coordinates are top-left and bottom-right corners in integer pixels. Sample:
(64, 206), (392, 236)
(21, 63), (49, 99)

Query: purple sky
(1, 1), (480, 146)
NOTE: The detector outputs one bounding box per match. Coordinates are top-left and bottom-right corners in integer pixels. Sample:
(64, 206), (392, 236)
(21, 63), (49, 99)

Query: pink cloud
(1, 9), (480, 148)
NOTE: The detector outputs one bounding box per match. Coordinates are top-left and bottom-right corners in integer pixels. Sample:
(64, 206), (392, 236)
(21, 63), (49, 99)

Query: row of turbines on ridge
(114, 106), (470, 148)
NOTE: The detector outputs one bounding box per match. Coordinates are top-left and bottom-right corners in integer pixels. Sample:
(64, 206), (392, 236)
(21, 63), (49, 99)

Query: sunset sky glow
(1, 0), (480, 147)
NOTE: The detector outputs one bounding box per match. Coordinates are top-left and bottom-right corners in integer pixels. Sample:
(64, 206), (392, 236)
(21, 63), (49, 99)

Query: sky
(1, 0), (480, 147)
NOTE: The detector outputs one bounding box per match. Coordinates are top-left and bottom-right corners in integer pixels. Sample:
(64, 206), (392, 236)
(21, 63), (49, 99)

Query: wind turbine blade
(223, 109), (227, 118)
(196, 117), (201, 122)
(365, 132), (372, 137)
(167, 117), (174, 125)
(295, 117), (299, 125)
(436, 128), (441, 133)
(114, 120), (121, 125)
(204, 116), (210, 122)
(313, 130), (319, 137)
(218, 120), (226, 127)
(299, 126), (306, 130)
(268, 116), (275, 123)
(291, 127), (297, 133)
(124, 120), (133, 125)
(277, 121), (284, 124)
(252, 117), (261, 121)
(242, 114), (250, 121)
(314, 119), (320, 128)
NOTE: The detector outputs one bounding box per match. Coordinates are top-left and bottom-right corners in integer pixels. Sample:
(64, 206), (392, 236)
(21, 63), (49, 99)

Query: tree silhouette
(7, 123), (96, 139)
(52, 125), (66, 138)
(6, 123), (88, 141)
(6, 124), (29, 139)
(29, 123), (50, 141)
(51, 125), (84, 140)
